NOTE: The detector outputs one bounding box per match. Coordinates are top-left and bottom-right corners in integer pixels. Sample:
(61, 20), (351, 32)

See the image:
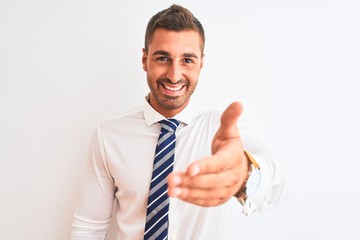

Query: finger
(187, 148), (241, 176)
(173, 187), (234, 207)
(167, 172), (183, 187)
(169, 167), (242, 190)
(218, 102), (243, 138)
(186, 155), (227, 176)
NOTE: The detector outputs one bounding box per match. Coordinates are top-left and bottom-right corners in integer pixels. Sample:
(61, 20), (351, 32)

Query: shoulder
(96, 106), (145, 133)
(191, 105), (222, 129)
(191, 104), (252, 129)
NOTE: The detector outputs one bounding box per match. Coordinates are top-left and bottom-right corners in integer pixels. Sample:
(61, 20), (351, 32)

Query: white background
(1, 0), (359, 239)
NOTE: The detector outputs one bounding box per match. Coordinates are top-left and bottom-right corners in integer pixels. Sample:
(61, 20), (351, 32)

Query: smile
(162, 83), (185, 92)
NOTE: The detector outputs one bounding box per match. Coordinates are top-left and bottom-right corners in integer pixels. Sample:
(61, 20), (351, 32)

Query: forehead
(148, 28), (203, 55)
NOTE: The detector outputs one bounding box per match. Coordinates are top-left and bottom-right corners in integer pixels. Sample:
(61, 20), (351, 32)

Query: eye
(157, 57), (170, 62)
(183, 58), (193, 64)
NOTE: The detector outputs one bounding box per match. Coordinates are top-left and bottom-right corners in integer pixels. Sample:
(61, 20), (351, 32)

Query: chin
(160, 98), (187, 110)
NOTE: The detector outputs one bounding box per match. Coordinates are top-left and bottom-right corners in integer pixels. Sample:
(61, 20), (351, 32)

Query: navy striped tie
(144, 118), (180, 240)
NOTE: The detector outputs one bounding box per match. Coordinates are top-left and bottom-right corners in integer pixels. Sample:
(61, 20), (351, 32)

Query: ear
(142, 48), (148, 71)
(200, 53), (205, 70)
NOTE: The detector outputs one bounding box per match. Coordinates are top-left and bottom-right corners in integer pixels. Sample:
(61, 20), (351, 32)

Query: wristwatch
(235, 151), (261, 205)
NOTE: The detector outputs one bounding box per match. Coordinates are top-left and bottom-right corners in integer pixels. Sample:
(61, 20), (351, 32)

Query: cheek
(185, 68), (201, 84)
(148, 64), (167, 78)
(147, 70), (163, 87)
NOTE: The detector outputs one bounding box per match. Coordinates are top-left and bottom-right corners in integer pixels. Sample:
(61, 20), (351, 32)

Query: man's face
(142, 28), (204, 118)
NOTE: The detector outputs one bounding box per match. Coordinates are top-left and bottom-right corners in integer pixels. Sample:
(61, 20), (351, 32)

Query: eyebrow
(152, 50), (170, 56)
(183, 52), (198, 59)
(152, 50), (199, 59)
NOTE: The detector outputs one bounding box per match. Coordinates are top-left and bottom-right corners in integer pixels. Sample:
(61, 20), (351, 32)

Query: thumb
(212, 102), (243, 154)
(218, 102), (243, 137)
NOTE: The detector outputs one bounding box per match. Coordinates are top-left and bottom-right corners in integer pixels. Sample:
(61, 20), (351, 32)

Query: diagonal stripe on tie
(150, 161), (174, 186)
(144, 119), (179, 240)
(155, 138), (176, 158)
(153, 148), (175, 172)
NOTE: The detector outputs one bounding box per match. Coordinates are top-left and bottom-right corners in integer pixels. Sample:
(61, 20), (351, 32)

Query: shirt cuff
(241, 152), (271, 216)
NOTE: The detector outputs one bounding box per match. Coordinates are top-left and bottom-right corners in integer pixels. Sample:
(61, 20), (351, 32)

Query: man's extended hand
(167, 102), (249, 206)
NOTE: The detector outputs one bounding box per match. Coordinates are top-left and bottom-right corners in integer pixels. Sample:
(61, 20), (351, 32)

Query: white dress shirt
(71, 97), (287, 240)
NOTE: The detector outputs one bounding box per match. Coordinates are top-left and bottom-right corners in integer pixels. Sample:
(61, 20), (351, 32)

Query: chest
(103, 119), (217, 198)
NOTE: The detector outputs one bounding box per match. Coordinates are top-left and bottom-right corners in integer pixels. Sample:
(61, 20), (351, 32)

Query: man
(72, 4), (287, 240)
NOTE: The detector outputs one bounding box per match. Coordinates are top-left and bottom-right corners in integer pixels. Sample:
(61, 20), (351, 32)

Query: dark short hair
(144, 4), (205, 53)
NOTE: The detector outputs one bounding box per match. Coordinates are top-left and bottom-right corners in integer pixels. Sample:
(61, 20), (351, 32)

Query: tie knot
(159, 119), (180, 133)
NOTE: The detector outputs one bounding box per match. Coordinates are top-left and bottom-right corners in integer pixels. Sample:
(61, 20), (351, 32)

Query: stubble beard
(148, 77), (197, 111)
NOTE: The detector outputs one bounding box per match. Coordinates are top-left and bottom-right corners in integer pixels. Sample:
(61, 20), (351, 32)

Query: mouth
(161, 83), (186, 95)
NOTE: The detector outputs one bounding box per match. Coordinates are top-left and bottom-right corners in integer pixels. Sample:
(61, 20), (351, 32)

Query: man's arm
(71, 127), (116, 240)
(168, 102), (288, 214)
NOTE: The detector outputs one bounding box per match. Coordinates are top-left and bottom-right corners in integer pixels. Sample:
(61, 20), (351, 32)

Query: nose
(166, 62), (182, 83)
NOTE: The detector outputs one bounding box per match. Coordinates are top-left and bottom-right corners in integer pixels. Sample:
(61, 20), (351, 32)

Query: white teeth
(164, 85), (183, 91)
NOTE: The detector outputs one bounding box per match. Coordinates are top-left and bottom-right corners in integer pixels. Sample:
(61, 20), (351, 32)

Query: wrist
(234, 150), (260, 204)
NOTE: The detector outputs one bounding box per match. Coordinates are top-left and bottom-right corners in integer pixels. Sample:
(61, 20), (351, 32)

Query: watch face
(245, 166), (261, 197)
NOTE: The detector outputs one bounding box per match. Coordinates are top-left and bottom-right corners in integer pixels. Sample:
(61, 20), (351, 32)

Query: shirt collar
(143, 94), (194, 127)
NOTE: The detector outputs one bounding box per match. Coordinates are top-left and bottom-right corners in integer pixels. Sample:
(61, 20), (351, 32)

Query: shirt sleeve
(242, 152), (288, 216)
(239, 121), (288, 216)
(71, 126), (116, 240)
